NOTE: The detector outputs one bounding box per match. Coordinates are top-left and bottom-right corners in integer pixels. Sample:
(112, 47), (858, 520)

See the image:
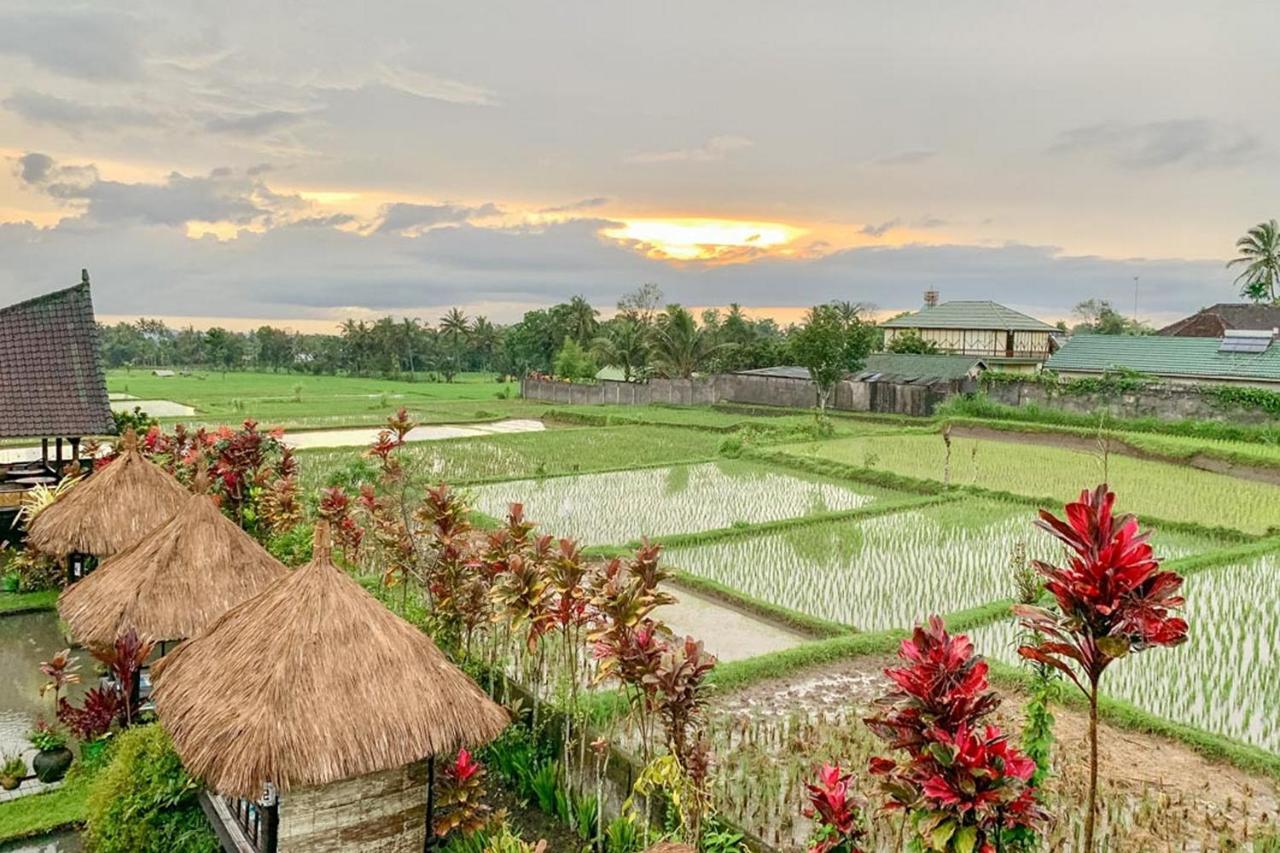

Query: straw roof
(57, 491), (287, 646)
(151, 523), (509, 799)
(24, 430), (190, 558)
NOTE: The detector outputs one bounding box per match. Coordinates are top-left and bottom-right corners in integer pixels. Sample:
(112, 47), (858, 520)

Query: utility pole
(1132, 276), (1140, 322)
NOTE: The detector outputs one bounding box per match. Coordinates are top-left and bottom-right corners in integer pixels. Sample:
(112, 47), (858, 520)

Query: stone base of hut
(277, 761), (428, 852)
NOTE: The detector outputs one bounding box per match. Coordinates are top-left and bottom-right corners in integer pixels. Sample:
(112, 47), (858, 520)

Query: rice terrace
(4, 6), (1280, 851)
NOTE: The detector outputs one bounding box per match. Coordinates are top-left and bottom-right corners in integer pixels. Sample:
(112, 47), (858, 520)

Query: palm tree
(591, 318), (649, 381)
(469, 316), (500, 373)
(565, 295), (599, 343)
(1228, 220), (1280, 303)
(648, 305), (730, 379)
(438, 307), (471, 382)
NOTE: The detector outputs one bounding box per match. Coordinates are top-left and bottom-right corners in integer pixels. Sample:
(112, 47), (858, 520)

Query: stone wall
(278, 762), (427, 853)
(984, 380), (1278, 425)
(522, 374), (962, 417)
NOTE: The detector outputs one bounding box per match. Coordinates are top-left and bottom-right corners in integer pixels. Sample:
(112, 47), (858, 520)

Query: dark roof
(0, 279), (115, 439)
(1047, 334), (1280, 383)
(736, 353), (986, 385)
(854, 353), (987, 384)
(881, 300), (1056, 332)
(1158, 304), (1280, 337)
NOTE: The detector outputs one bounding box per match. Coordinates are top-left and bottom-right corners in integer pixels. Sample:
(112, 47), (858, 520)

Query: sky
(1, 1), (1277, 332)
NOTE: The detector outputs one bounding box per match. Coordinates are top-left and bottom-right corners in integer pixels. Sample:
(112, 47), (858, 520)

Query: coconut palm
(591, 317), (649, 381)
(648, 305), (731, 379)
(1228, 220), (1280, 303)
(469, 316), (500, 372)
(439, 308), (471, 382)
(564, 295), (599, 343)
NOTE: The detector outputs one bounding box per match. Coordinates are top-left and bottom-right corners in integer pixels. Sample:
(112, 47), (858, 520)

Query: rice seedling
(665, 500), (1226, 631)
(783, 433), (1280, 533)
(471, 461), (897, 546)
(298, 425), (724, 495)
(971, 555), (1280, 753)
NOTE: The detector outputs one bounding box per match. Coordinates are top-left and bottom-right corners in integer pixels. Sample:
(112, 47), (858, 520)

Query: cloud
(204, 109), (314, 136)
(3, 89), (164, 132)
(1050, 119), (1262, 169)
(15, 152), (55, 184)
(626, 135), (753, 164)
(372, 65), (498, 106)
(374, 202), (503, 234)
(0, 9), (143, 79)
(870, 148), (937, 166)
(539, 197), (610, 214)
(860, 218), (900, 238)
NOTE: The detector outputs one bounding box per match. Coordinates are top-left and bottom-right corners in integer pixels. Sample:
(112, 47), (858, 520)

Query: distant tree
(790, 303), (875, 417)
(616, 283), (664, 326)
(173, 326), (207, 366)
(469, 316), (500, 372)
(552, 338), (597, 382)
(255, 325), (294, 371)
(1072, 299), (1152, 335)
(886, 329), (939, 354)
(648, 305), (729, 379)
(439, 308), (470, 382)
(204, 327), (244, 372)
(563, 295), (599, 344)
(592, 317), (649, 382)
(1228, 219), (1280, 303)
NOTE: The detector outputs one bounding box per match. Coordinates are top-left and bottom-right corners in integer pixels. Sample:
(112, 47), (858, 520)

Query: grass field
(782, 432), (1280, 533)
(106, 369), (530, 430)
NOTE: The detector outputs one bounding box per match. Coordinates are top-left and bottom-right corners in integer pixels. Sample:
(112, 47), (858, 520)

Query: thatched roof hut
(24, 429), (189, 558)
(57, 491), (287, 646)
(151, 523), (509, 800)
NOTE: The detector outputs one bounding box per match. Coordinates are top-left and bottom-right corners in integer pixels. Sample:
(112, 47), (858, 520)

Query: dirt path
(950, 424), (1280, 487)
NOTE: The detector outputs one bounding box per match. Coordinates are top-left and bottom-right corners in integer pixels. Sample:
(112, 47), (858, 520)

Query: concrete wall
(278, 762), (426, 853)
(985, 380), (1279, 425)
(522, 375), (960, 417)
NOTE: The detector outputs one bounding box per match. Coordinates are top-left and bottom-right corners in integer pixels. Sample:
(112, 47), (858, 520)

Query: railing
(223, 786), (278, 853)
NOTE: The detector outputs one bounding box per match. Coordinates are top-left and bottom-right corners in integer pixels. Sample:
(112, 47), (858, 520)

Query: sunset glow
(603, 218), (804, 262)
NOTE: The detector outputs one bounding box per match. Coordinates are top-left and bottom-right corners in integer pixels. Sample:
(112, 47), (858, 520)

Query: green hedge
(84, 724), (218, 853)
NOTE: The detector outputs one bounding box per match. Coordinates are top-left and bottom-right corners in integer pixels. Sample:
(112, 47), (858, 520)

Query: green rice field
(969, 554), (1280, 753)
(663, 499), (1234, 630)
(471, 460), (900, 545)
(782, 432), (1280, 533)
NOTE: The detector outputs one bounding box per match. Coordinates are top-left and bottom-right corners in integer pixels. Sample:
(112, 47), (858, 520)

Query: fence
(522, 374), (969, 417)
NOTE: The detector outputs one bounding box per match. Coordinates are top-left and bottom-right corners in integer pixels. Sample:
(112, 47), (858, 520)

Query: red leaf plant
(38, 648), (80, 708)
(803, 763), (867, 853)
(432, 747), (495, 839)
(865, 616), (1044, 852)
(93, 629), (155, 727)
(317, 486), (364, 558)
(58, 686), (123, 742)
(1015, 484), (1187, 850)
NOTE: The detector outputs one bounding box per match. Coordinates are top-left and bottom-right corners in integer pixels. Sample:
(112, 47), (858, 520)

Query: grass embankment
(106, 369), (529, 431)
(0, 763), (93, 843)
(765, 430), (1280, 535)
(297, 424), (726, 494)
(0, 589), (59, 615)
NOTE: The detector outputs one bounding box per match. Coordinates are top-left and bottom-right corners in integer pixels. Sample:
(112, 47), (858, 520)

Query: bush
(84, 724), (218, 853)
(266, 522), (314, 566)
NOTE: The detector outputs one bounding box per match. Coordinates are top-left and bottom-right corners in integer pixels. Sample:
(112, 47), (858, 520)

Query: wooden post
(423, 756), (436, 852)
(55, 437), (64, 468)
(41, 438), (48, 466)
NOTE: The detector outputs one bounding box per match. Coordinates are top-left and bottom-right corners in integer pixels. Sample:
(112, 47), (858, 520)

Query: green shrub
(266, 522), (314, 566)
(84, 724), (218, 853)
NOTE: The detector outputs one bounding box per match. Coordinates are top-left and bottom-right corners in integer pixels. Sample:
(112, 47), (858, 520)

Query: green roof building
(1047, 333), (1280, 388)
(881, 298), (1057, 370)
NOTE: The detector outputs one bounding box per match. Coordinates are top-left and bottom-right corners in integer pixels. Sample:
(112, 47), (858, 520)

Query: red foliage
(57, 686), (123, 742)
(803, 763), (867, 853)
(92, 629), (154, 727)
(318, 486), (364, 557)
(865, 616), (1044, 850)
(1015, 484), (1188, 693)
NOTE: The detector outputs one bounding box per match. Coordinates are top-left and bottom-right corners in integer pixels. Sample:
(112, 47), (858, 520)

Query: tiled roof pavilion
(0, 274), (116, 439)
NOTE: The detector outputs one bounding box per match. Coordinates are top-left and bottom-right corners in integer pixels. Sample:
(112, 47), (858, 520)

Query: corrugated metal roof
(853, 353), (987, 384)
(881, 300), (1056, 332)
(0, 280), (116, 439)
(734, 365), (813, 380)
(1047, 334), (1280, 382)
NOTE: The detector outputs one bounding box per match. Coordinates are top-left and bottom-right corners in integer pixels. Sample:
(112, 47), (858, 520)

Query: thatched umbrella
(151, 522), (508, 807)
(25, 428), (189, 559)
(57, 489), (287, 647)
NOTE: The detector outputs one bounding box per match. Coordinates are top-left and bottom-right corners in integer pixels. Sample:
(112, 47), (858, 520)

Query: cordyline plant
(803, 763), (867, 853)
(93, 629), (155, 728)
(317, 486), (363, 560)
(865, 616), (1044, 852)
(39, 648), (80, 709)
(432, 748), (496, 839)
(358, 409), (423, 612)
(1015, 484), (1187, 851)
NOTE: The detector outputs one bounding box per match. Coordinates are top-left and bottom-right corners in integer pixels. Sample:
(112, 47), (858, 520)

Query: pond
(0, 612), (88, 760)
(0, 830), (82, 852)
